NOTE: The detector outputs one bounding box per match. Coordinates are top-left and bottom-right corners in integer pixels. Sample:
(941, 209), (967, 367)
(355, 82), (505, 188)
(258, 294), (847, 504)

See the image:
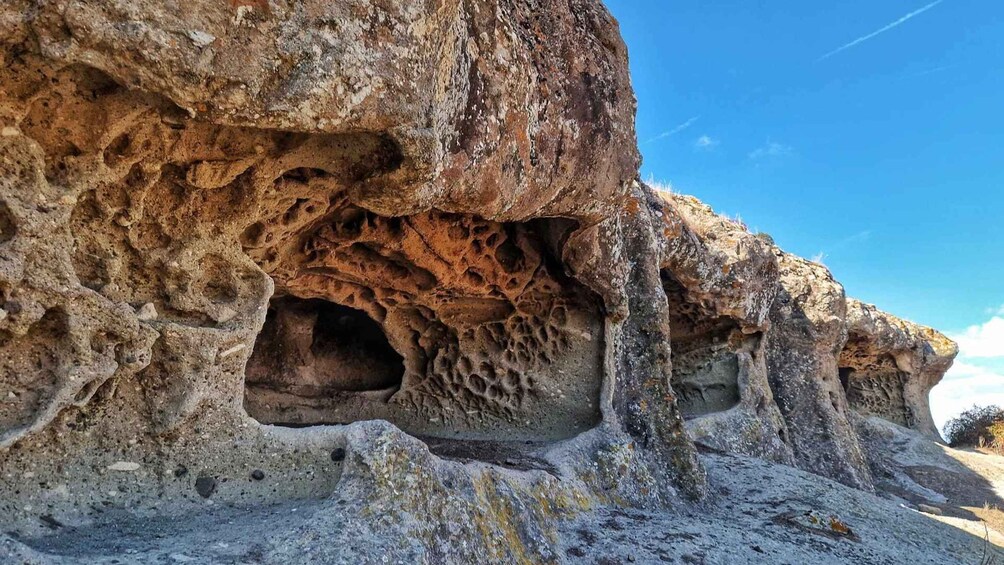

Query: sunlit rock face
(840, 298), (958, 440)
(763, 251), (875, 490)
(0, 1), (708, 550)
(652, 192), (957, 490)
(653, 193), (794, 466)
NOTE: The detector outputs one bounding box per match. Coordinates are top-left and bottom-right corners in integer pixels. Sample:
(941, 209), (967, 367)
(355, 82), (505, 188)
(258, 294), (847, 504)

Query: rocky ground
(857, 416), (1004, 548)
(3, 430), (1001, 564)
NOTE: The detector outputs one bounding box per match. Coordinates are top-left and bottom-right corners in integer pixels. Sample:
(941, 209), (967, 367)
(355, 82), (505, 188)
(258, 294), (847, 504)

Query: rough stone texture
(656, 192), (958, 491)
(4, 443), (1001, 564)
(656, 193), (793, 466)
(0, 1), (974, 563)
(0, 0), (700, 537)
(0, 421), (683, 563)
(243, 204), (606, 440)
(764, 250), (876, 490)
(0, 55), (607, 441)
(841, 299), (957, 440)
(0, 0), (638, 222)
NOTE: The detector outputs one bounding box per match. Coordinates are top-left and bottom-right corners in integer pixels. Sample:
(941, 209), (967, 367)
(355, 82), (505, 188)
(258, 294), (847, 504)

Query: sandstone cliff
(0, 2), (986, 563)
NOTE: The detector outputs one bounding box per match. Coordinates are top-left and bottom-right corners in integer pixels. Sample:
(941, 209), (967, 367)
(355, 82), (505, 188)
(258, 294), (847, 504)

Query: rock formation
(841, 298), (958, 439)
(654, 192), (956, 491)
(0, 1), (982, 563)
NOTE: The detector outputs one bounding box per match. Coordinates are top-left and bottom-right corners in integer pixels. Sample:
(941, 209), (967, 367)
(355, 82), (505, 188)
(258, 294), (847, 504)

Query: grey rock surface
(4, 445), (999, 564)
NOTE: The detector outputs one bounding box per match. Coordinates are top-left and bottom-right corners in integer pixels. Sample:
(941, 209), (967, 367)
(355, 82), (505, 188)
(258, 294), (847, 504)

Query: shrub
(944, 405), (1004, 449)
(989, 421), (1004, 451)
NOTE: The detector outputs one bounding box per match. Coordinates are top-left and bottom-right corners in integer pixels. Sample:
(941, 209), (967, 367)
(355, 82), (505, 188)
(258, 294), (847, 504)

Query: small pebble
(330, 448), (346, 462)
(251, 469), (265, 481)
(186, 30), (216, 48)
(136, 302), (158, 321)
(195, 476), (217, 498)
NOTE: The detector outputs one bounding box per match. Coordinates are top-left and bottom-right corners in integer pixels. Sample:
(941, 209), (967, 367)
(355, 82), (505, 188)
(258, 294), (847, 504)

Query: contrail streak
(817, 0), (944, 62)
(645, 116), (700, 144)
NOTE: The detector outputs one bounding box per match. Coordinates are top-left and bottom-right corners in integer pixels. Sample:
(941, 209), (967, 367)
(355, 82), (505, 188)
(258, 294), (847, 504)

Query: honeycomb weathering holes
(838, 337), (915, 427)
(242, 204), (605, 441)
(15, 62), (602, 443)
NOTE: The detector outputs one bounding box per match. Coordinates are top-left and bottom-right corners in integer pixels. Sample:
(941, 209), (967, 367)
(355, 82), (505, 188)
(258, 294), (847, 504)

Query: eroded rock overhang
(1, 0), (639, 222)
(0, 1), (711, 538)
(652, 192), (794, 465)
(653, 188), (958, 489)
(840, 298), (958, 440)
(0, 0), (961, 547)
(0, 63), (611, 439)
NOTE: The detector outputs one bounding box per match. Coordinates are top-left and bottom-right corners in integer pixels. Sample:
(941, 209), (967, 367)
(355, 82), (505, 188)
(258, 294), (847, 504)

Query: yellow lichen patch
(571, 489), (593, 511)
(470, 473), (545, 565)
(829, 516), (851, 535)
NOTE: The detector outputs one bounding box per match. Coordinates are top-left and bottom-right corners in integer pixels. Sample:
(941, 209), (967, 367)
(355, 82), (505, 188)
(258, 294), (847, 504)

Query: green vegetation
(945, 405), (1004, 452)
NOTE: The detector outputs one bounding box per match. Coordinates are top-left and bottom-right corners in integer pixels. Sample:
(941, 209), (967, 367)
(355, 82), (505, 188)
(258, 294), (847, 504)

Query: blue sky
(603, 0), (1004, 427)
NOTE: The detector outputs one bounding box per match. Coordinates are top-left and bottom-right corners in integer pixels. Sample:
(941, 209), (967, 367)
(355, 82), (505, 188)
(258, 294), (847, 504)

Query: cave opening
(243, 295), (405, 425)
(308, 299), (404, 392)
(839, 367), (853, 394)
(661, 269), (741, 418)
(240, 206), (605, 442)
(3, 59), (604, 468)
(838, 338), (914, 427)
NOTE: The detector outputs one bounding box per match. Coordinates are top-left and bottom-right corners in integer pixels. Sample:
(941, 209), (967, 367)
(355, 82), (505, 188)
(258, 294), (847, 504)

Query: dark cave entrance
(839, 367), (853, 394)
(661, 269), (741, 419)
(244, 296), (404, 423)
(307, 299), (404, 392)
(240, 197), (604, 441)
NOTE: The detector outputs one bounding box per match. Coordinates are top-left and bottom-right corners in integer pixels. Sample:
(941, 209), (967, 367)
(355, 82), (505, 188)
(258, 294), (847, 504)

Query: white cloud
(911, 65), (954, 78)
(931, 361), (1004, 432)
(931, 310), (1004, 432)
(749, 141), (793, 160)
(694, 135), (718, 150)
(840, 230), (872, 245)
(950, 316), (1004, 359)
